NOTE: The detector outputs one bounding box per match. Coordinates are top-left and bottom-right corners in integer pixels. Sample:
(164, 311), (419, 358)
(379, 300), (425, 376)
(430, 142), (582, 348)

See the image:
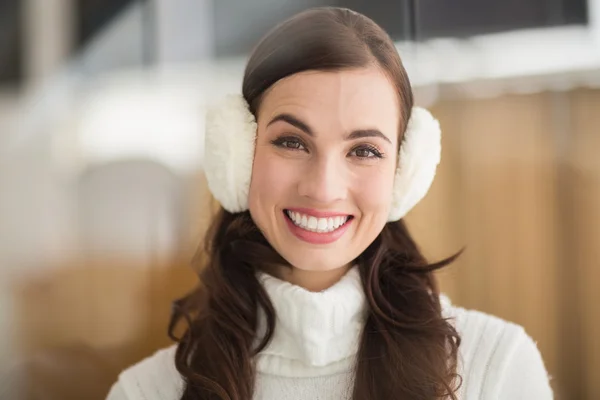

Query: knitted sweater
(106, 267), (553, 399)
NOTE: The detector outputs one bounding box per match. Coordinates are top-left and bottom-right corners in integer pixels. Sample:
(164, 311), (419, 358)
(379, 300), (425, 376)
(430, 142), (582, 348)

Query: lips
(283, 208), (353, 244)
(285, 210), (350, 233)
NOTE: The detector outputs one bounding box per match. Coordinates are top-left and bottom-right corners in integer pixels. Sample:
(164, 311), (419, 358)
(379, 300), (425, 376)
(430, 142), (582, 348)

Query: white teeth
(286, 210), (349, 233)
(317, 218), (327, 231)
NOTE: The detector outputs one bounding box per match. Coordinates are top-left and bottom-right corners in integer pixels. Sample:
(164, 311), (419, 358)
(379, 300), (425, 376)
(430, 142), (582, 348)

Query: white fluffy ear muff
(387, 107), (441, 222)
(203, 95), (441, 221)
(204, 94), (257, 213)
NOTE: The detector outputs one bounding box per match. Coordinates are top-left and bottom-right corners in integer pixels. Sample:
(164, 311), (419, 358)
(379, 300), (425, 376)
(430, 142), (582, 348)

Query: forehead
(258, 68), (400, 141)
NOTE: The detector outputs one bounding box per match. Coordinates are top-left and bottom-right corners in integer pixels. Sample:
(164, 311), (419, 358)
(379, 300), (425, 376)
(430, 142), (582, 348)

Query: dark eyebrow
(346, 129), (392, 144)
(267, 113), (314, 136)
(267, 113), (392, 144)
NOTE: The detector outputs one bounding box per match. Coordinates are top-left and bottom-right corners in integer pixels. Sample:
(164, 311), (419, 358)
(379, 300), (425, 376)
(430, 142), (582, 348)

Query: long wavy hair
(169, 7), (463, 400)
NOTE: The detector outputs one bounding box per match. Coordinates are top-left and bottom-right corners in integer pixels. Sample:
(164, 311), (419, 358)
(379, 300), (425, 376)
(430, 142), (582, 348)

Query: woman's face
(248, 67), (400, 273)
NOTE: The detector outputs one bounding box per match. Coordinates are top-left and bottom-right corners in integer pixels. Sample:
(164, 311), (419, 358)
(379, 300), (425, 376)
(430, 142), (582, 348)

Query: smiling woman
(248, 68), (399, 283)
(106, 6), (553, 400)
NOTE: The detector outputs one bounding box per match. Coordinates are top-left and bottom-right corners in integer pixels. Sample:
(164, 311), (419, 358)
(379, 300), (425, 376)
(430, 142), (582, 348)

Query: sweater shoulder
(442, 297), (552, 398)
(442, 297), (528, 346)
(115, 345), (183, 400)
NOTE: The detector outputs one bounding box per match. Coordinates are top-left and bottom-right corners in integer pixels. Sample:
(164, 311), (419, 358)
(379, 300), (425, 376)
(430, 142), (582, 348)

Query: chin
(281, 251), (354, 272)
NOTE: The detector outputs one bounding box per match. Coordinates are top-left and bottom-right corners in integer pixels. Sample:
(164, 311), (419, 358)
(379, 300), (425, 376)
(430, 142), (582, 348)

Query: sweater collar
(254, 266), (367, 376)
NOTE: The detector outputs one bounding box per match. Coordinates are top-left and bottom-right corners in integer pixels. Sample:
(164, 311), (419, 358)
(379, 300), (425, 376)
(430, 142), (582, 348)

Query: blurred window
(0, 0), (23, 87)
(411, 0), (587, 40)
(213, 0), (588, 56)
(74, 0), (135, 50)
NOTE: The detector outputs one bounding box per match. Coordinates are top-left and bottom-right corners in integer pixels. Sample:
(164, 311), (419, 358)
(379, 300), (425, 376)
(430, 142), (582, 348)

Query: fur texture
(387, 107), (441, 221)
(204, 95), (257, 213)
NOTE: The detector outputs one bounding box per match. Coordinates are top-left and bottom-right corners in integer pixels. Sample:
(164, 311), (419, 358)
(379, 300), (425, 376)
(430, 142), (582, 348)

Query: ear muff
(204, 95), (257, 213)
(387, 107), (441, 221)
(204, 95), (441, 222)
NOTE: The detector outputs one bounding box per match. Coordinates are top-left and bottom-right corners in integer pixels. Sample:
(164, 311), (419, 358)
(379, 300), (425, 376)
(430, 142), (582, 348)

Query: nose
(297, 155), (348, 204)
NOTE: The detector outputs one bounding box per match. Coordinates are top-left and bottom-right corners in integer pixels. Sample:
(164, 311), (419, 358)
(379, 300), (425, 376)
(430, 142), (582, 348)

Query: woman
(107, 7), (553, 400)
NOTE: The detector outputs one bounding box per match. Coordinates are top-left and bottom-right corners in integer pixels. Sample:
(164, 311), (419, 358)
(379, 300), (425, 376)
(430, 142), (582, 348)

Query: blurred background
(0, 0), (598, 399)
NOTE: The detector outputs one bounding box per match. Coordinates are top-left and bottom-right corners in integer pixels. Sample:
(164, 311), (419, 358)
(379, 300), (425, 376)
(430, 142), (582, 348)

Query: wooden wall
(409, 88), (600, 400)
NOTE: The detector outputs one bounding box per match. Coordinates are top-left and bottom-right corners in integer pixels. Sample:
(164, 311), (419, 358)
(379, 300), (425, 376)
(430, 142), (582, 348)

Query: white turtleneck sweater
(106, 267), (553, 399)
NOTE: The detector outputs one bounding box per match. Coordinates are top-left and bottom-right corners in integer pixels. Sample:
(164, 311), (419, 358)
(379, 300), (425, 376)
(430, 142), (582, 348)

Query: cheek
(355, 164), (396, 213)
(248, 146), (297, 209)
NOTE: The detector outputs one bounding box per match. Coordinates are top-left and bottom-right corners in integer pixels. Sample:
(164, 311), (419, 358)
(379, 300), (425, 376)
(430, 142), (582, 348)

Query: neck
(270, 264), (353, 292)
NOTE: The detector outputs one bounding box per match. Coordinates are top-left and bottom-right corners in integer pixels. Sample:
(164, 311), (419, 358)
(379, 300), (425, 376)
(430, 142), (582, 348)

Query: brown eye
(270, 136), (307, 151)
(350, 145), (383, 159)
(355, 148), (373, 158)
(282, 140), (302, 149)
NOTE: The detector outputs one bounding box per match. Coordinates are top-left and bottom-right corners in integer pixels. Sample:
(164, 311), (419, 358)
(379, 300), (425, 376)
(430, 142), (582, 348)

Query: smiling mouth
(284, 209), (353, 233)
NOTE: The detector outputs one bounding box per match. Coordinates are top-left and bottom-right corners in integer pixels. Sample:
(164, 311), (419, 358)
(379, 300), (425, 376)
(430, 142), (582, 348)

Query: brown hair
(170, 7), (463, 399)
